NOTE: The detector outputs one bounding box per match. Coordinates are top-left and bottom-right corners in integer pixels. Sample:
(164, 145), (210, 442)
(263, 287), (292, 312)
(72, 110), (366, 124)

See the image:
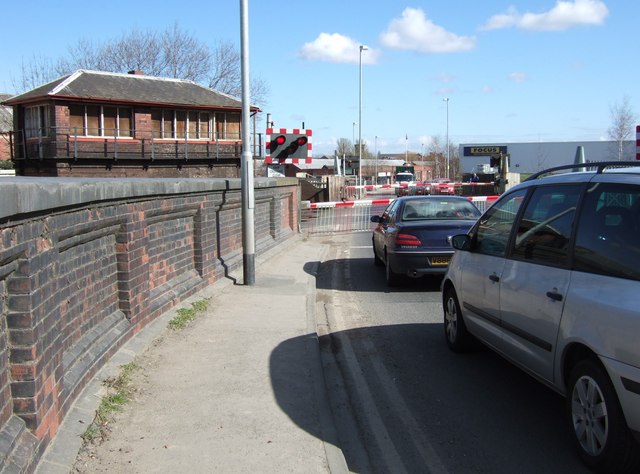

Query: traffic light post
(265, 128), (312, 164)
(490, 152), (509, 194)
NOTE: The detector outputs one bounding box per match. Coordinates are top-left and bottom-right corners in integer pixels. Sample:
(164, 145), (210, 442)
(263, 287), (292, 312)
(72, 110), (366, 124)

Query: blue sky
(1, 1), (637, 156)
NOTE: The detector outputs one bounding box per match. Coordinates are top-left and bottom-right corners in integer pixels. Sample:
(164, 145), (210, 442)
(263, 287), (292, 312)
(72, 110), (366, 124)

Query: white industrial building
(458, 140), (636, 175)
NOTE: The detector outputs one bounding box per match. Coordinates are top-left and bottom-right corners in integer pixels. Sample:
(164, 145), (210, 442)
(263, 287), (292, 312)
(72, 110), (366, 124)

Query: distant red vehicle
(431, 179), (456, 195)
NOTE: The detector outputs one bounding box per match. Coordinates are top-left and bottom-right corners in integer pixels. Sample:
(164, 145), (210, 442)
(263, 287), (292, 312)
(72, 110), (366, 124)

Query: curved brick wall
(0, 176), (299, 471)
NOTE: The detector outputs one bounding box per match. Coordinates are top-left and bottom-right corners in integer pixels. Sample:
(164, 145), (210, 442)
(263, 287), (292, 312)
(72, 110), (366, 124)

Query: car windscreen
(402, 200), (481, 220)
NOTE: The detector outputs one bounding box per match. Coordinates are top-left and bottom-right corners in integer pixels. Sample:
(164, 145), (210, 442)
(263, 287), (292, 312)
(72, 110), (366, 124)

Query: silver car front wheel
(570, 373), (608, 457)
(443, 287), (473, 352)
(567, 359), (640, 473)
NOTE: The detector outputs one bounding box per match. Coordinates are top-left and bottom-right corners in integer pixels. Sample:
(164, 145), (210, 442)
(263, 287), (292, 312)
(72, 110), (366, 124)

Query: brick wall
(0, 133), (10, 161)
(0, 177), (299, 471)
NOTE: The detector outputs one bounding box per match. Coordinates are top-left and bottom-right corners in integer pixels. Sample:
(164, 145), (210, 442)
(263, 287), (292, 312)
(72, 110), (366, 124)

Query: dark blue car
(371, 195), (481, 286)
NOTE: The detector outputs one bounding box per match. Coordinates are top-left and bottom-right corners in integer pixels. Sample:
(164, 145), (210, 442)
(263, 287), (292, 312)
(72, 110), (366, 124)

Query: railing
(343, 182), (498, 196)
(300, 195), (499, 234)
(9, 127), (253, 161)
(300, 199), (391, 234)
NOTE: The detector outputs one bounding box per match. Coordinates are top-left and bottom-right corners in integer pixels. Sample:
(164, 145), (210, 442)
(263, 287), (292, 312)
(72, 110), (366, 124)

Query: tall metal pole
(443, 97), (450, 180)
(359, 45), (367, 190)
(352, 122), (356, 151)
(374, 135), (378, 185)
(240, 0), (255, 285)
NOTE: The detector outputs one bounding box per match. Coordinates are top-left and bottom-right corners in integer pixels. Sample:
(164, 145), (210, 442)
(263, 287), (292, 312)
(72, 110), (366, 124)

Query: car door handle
(546, 290), (563, 302)
(489, 273), (500, 283)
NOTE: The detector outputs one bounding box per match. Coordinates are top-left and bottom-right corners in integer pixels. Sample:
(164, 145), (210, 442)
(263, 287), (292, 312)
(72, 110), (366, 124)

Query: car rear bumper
(389, 250), (453, 277)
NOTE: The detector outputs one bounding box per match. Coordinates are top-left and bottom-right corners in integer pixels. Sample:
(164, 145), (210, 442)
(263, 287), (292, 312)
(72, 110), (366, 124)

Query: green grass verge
(168, 299), (210, 330)
(79, 298), (209, 444)
(81, 362), (139, 443)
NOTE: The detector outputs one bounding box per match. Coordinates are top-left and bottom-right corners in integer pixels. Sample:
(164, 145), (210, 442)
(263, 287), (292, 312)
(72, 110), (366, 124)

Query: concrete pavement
(35, 235), (349, 473)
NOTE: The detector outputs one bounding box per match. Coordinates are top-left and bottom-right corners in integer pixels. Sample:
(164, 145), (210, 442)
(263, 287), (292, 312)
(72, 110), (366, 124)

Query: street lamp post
(239, 0), (255, 285)
(374, 135), (378, 185)
(359, 45), (368, 190)
(443, 97), (450, 180)
(352, 121), (357, 157)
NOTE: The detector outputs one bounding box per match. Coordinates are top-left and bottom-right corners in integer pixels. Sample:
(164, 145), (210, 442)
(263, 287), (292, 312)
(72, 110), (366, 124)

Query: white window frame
(156, 110), (212, 140)
(71, 105), (133, 138)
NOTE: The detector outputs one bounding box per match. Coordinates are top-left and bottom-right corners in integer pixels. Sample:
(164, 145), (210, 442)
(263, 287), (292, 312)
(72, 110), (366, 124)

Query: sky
(1, 0), (638, 157)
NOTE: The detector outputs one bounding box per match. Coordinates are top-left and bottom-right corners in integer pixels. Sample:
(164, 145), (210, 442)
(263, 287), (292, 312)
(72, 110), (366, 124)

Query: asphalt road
(315, 232), (591, 474)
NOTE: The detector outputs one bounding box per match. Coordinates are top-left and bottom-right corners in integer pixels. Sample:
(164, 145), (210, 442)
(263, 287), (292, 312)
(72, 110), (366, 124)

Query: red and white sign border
(265, 128), (313, 164)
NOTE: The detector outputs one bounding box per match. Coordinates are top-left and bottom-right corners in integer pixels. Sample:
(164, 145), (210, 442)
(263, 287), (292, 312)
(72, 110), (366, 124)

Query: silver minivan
(441, 162), (640, 473)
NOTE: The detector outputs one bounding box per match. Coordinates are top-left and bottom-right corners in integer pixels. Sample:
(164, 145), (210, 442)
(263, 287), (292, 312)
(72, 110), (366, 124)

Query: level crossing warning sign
(265, 128), (312, 164)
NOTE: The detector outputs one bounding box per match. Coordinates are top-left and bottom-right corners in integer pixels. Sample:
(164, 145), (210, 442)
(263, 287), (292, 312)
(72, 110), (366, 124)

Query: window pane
(574, 183), (640, 280)
(215, 113), (224, 139)
(200, 112), (210, 139)
(151, 110), (163, 139)
(119, 107), (132, 137)
(175, 111), (186, 138)
(226, 113), (240, 139)
(86, 106), (100, 136)
(473, 189), (526, 257)
(25, 107), (36, 137)
(25, 105), (49, 138)
(69, 105), (85, 135)
(103, 107), (117, 136)
(512, 185), (581, 266)
(168, 110), (176, 138)
(188, 111), (197, 138)
(38, 106), (48, 136)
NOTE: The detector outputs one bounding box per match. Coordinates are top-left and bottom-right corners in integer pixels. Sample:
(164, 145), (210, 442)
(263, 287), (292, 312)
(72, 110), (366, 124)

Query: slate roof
(2, 70), (255, 111)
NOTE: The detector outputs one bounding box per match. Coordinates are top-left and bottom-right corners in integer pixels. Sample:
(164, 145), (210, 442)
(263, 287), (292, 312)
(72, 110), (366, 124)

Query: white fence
(300, 196), (499, 234)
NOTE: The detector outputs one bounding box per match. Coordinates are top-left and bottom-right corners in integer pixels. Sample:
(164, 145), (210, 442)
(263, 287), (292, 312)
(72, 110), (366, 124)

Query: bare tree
(12, 53), (62, 93)
(0, 98), (13, 165)
(607, 95), (636, 160)
(335, 138), (353, 157)
(99, 33), (164, 76)
(160, 24), (212, 82)
(355, 140), (373, 160)
(59, 38), (116, 74)
(207, 39), (269, 106)
(448, 140), (460, 180)
(11, 25), (269, 107)
(208, 41), (241, 95)
(427, 136), (446, 178)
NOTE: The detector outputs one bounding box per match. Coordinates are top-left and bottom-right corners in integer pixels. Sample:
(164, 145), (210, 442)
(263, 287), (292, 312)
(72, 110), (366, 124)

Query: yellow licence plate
(431, 256), (451, 266)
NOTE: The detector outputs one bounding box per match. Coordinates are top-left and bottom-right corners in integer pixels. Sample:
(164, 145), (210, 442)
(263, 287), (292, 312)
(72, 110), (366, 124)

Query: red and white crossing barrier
(306, 199), (394, 209)
(304, 195), (499, 210)
(342, 182), (496, 190)
(300, 195), (500, 234)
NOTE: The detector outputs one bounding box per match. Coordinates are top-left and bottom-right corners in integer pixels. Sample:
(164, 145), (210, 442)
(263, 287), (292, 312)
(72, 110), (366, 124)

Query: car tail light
(396, 233), (422, 247)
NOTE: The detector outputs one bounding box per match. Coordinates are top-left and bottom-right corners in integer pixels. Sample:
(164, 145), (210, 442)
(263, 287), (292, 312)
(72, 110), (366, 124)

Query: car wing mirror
(451, 234), (471, 251)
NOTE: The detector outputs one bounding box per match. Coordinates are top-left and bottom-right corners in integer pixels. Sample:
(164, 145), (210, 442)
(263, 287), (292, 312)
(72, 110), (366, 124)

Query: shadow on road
(270, 322), (590, 474)
(311, 257), (444, 293)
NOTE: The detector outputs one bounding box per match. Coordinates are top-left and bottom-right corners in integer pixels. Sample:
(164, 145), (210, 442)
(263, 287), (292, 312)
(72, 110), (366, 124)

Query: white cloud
(481, 0), (609, 32)
(509, 72), (529, 83)
(298, 33), (380, 64)
(481, 6), (520, 30)
(380, 7), (476, 53)
(436, 87), (456, 96)
(435, 73), (457, 83)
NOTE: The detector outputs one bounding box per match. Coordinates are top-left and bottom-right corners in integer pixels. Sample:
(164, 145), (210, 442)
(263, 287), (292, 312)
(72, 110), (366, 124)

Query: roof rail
(525, 161), (640, 181)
